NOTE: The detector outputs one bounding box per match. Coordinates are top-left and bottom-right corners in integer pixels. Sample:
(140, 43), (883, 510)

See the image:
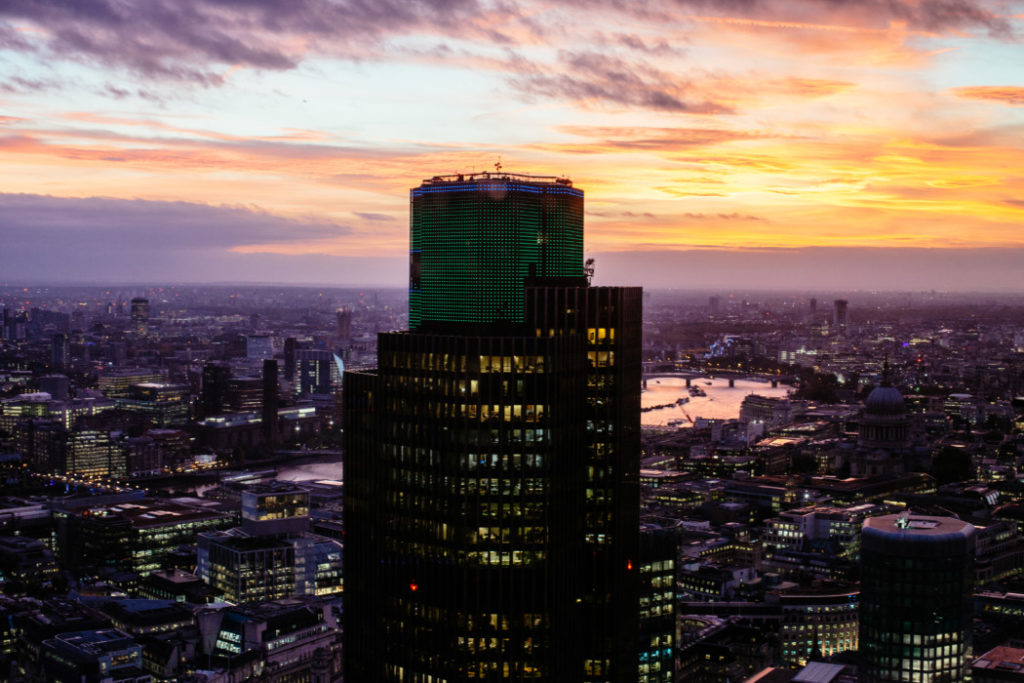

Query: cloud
(951, 86), (1024, 106)
(507, 50), (732, 113)
(553, 125), (767, 151)
(0, 75), (60, 93)
(0, 0), (1009, 92)
(681, 212), (766, 221)
(0, 193), (349, 253)
(610, 0), (1011, 36)
(0, 0), (487, 84)
(353, 212), (397, 222)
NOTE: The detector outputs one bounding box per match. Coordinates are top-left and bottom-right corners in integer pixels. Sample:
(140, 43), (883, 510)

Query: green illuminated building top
(409, 171), (584, 329)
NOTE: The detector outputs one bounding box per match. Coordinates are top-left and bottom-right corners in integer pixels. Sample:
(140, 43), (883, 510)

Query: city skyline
(1, 1), (1023, 289)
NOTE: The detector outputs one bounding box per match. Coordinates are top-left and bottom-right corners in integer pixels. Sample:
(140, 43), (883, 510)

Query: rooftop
(420, 171), (573, 187)
(863, 512), (974, 538)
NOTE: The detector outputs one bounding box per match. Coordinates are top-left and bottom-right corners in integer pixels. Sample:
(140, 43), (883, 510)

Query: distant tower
(295, 349), (333, 395)
(284, 337), (298, 384)
(860, 514), (975, 682)
(833, 299), (848, 329)
(336, 309), (353, 340)
(262, 359), (279, 442)
(709, 296), (721, 315)
(809, 297), (817, 316)
(51, 333), (70, 370)
(200, 363), (231, 418)
(130, 297), (150, 334)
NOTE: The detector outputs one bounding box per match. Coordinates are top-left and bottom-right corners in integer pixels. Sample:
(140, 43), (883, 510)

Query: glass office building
(860, 513), (976, 682)
(409, 173), (584, 329)
(346, 172), (640, 681)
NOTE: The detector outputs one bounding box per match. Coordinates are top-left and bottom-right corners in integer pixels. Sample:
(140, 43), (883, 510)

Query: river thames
(641, 376), (791, 427)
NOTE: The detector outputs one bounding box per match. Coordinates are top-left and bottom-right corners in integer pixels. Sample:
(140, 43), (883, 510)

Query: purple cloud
(0, 193), (349, 251)
(508, 50), (731, 113)
(0, 0), (485, 84)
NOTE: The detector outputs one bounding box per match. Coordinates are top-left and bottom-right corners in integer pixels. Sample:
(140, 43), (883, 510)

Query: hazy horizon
(5, 245), (1024, 293)
(2, 1), (1023, 289)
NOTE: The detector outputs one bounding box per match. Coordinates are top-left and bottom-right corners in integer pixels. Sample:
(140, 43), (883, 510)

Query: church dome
(865, 385), (906, 415)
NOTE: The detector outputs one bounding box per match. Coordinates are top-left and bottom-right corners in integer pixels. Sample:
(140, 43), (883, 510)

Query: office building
(860, 513), (975, 682)
(345, 171), (640, 681)
(337, 309), (353, 339)
(638, 524), (677, 683)
(200, 363), (232, 417)
(197, 597), (342, 681)
(117, 382), (190, 427)
(40, 629), (148, 683)
(98, 368), (162, 398)
(407, 171), (583, 328)
(833, 299), (848, 329)
(284, 337), (299, 383)
(263, 359), (279, 441)
(247, 334), (274, 360)
(130, 297), (150, 335)
(51, 332), (70, 370)
(54, 498), (234, 575)
(197, 488), (342, 604)
(295, 349), (342, 395)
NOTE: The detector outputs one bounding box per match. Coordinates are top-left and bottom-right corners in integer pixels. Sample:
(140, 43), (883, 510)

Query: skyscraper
(408, 172), (583, 328)
(834, 298), (848, 329)
(860, 513), (975, 682)
(345, 171), (641, 681)
(130, 297), (150, 335)
(50, 332), (70, 370)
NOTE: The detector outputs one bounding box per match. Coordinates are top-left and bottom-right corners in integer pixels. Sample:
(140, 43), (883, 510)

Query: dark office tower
(51, 333), (70, 370)
(637, 524), (678, 683)
(336, 309), (353, 339)
(200, 363), (232, 418)
(860, 513), (975, 682)
(262, 359), (279, 442)
(296, 349), (334, 395)
(130, 297), (150, 335)
(833, 298), (848, 328)
(809, 297), (817, 316)
(284, 337), (298, 384)
(345, 172), (640, 682)
(709, 296), (720, 315)
(408, 172), (583, 329)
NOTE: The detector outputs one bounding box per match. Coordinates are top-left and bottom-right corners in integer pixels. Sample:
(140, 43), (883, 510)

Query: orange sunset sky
(1, 0), (1023, 289)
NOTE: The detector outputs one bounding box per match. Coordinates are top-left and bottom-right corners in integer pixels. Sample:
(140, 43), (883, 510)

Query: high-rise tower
(130, 297), (150, 335)
(345, 172), (641, 681)
(860, 513), (975, 682)
(833, 298), (848, 329)
(409, 172), (583, 329)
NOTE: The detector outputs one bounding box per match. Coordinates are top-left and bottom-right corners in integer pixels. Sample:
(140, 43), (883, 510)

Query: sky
(1, 0), (1023, 290)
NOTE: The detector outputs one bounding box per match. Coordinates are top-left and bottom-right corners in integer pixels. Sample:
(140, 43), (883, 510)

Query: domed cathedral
(850, 367), (914, 477)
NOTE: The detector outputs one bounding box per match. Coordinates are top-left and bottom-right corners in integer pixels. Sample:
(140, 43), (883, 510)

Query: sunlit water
(276, 461), (343, 482)
(641, 376), (791, 427)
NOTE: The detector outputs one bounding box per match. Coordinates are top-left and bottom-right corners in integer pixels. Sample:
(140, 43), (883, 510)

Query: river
(642, 376), (791, 427)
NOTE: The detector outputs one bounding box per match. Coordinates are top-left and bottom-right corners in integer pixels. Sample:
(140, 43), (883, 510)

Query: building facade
(860, 513), (976, 682)
(345, 172), (640, 681)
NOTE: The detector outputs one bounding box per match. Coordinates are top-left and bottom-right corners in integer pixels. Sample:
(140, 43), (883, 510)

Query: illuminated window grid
(410, 180), (583, 328)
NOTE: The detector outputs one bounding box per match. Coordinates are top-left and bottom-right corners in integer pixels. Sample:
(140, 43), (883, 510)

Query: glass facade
(860, 514), (975, 682)
(409, 174), (584, 329)
(345, 174), (641, 682)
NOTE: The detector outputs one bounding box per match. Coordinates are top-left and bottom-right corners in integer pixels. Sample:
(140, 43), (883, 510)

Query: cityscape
(3, 180), (1024, 680)
(3, 0), (1024, 682)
